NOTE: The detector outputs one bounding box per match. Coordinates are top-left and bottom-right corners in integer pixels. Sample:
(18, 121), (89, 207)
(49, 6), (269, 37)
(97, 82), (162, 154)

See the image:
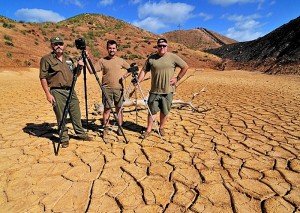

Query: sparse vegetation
(2, 22), (15, 29)
(39, 27), (47, 35)
(4, 35), (12, 41)
(0, 13), (270, 73)
(4, 34), (14, 46)
(6, 52), (12, 58)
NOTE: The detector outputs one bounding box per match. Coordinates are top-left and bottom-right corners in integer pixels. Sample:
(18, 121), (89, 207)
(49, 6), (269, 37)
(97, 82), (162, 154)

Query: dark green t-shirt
(144, 52), (187, 94)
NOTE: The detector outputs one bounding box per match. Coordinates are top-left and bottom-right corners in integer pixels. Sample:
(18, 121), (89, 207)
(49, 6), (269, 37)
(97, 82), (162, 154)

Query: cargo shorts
(102, 88), (124, 108)
(148, 92), (173, 115)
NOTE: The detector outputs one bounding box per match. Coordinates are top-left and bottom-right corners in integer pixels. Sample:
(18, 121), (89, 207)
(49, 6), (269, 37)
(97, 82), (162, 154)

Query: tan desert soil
(0, 68), (299, 212)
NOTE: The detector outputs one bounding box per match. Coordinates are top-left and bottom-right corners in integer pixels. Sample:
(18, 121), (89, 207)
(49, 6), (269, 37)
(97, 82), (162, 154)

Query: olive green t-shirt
(144, 52), (187, 94)
(98, 56), (130, 89)
(39, 52), (75, 88)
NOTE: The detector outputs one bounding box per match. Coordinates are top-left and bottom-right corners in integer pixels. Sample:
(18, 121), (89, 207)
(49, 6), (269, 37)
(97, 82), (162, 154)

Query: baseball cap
(50, 36), (64, 43)
(157, 38), (167, 44)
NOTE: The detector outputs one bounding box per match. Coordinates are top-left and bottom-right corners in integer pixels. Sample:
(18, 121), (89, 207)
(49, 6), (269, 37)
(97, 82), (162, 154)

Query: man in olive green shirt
(40, 36), (93, 148)
(136, 38), (189, 138)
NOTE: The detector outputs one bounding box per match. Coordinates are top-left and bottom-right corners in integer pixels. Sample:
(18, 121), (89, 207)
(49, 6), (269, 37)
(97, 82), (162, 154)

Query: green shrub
(2, 22), (15, 29)
(5, 41), (14, 46)
(4, 34), (12, 41)
(6, 52), (12, 58)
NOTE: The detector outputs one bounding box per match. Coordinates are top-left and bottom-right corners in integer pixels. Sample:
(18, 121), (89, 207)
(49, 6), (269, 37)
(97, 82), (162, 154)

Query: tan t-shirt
(99, 56), (130, 89)
(144, 52), (187, 94)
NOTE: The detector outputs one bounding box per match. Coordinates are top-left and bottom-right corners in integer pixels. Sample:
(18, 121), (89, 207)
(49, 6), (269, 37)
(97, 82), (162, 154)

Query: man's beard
(54, 48), (63, 53)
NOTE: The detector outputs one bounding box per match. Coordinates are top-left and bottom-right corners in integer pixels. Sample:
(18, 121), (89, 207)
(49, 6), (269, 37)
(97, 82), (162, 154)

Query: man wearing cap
(39, 36), (93, 148)
(136, 38), (189, 138)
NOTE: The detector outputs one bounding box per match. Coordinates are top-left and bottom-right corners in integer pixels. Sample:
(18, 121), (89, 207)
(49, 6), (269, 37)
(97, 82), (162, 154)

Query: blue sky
(0, 0), (299, 41)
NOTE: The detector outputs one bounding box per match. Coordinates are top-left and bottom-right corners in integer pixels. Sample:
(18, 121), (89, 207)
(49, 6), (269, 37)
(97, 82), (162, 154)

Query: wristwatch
(176, 76), (181, 81)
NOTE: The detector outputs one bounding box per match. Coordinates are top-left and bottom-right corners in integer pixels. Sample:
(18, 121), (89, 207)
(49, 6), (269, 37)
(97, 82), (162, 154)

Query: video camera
(127, 63), (139, 76)
(75, 38), (86, 50)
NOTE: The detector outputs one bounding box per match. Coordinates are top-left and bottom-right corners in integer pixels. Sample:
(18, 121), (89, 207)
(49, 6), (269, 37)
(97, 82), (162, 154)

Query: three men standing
(40, 36), (188, 144)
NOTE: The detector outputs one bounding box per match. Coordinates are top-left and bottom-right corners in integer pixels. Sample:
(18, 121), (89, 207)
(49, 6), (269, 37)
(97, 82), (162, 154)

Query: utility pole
(177, 24), (182, 30)
(177, 24), (182, 43)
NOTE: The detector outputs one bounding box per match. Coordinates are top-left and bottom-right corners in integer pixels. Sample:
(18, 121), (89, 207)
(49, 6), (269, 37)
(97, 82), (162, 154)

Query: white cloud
(15, 9), (65, 22)
(223, 14), (264, 41)
(226, 27), (262, 41)
(59, 0), (83, 7)
(133, 1), (195, 33)
(132, 17), (168, 32)
(209, 0), (264, 6)
(138, 2), (194, 24)
(99, 0), (113, 6)
(199, 13), (213, 21)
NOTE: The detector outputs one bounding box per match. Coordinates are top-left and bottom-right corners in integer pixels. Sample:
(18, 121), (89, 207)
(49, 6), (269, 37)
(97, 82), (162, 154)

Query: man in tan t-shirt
(90, 40), (131, 137)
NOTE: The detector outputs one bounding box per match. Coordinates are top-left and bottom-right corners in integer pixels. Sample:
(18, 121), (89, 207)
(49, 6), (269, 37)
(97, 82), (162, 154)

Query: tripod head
(127, 63), (139, 83)
(75, 38), (86, 50)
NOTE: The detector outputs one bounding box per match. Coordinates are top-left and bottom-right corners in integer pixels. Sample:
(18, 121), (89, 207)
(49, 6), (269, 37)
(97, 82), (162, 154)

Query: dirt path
(0, 68), (299, 212)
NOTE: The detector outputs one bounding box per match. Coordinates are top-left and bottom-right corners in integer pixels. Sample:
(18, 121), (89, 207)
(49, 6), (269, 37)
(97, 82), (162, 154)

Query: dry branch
(93, 88), (206, 114)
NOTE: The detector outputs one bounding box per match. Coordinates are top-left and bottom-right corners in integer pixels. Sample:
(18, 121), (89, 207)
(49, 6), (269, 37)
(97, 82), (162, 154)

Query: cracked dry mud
(0, 68), (299, 213)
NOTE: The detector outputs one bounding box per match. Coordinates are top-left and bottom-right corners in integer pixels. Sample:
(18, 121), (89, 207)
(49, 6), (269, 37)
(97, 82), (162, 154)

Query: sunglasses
(53, 42), (64, 46)
(157, 45), (167, 48)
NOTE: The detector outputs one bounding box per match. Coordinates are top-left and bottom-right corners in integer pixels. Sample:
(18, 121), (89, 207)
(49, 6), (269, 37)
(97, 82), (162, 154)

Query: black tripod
(82, 50), (128, 143)
(116, 69), (162, 140)
(55, 64), (81, 155)
(55, 45), (128, 155)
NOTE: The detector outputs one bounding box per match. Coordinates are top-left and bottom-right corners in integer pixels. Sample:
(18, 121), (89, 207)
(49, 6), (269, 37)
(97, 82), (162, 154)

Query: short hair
(107, 40), (117, 48)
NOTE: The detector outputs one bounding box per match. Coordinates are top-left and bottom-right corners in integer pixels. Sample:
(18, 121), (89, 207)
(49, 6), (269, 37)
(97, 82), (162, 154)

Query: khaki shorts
(148, 92), (173, 115)
(102, 88), (124, 108)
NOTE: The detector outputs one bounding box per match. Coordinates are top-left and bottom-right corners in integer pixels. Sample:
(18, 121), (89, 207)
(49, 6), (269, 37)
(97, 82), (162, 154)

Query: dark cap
(157, 38), (167, 44)
(50, 36), (64, 43)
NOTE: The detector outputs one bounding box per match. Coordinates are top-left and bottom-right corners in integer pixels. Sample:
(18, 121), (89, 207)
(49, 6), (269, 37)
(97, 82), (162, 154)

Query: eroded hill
(0, 14), (221, 70)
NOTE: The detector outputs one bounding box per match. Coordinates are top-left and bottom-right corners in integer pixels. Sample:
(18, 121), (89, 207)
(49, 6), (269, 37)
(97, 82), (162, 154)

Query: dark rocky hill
(206, 16), (300, 75)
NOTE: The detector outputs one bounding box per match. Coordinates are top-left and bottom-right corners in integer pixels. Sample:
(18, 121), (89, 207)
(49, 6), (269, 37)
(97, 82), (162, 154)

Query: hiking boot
(83, 135), (94, 141)
(61, 141), (69, 148)
(117, 127), (123, 136)
(140, 131), (151, 139)
(78, 134), (94, 141)
(159, 128), (166, 137)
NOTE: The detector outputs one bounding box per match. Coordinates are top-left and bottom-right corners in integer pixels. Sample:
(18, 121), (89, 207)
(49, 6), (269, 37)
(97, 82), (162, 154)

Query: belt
(50, 86), (71, 90)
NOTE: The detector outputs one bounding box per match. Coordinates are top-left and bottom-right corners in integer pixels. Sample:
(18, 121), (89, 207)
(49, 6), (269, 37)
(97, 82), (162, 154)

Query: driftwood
(93, 88), (206, 114)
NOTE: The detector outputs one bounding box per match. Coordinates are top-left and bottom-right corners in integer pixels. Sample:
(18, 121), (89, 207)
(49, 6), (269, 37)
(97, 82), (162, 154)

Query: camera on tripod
(75, 38), (86, 50)
(127, 63), (139, 76)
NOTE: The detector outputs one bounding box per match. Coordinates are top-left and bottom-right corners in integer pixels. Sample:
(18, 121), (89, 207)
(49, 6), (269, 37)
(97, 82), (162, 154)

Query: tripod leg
(135, 87), (138, 125)
(82, 65), (89, 131)
(84, 52), (128, 143)
(56, 66), (80, 155)
(110, 82), (134, 136)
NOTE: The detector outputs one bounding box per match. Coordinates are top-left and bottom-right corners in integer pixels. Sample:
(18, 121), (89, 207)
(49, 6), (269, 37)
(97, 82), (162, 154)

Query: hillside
(1, 14), (299, 75)
(163, 28), (237, 50)
(206, 16), (300, 75)
(0, 14), (221, 70)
